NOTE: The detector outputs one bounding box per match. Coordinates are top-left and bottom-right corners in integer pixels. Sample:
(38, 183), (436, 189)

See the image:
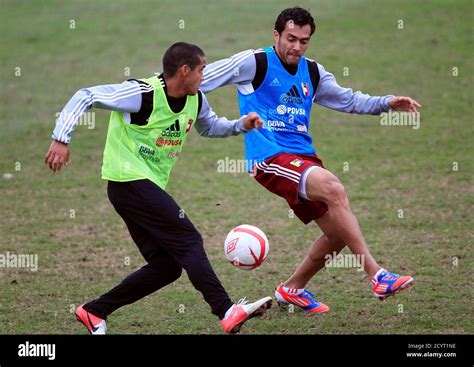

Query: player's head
(273, 7), (316, 65)
(163, 42), (206, 95)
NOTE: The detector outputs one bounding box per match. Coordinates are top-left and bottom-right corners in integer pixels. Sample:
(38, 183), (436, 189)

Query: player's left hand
(243, 112), (265, 131)
(388, 96), (422, 113)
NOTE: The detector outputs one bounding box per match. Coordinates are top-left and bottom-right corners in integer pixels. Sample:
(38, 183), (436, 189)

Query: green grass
(0, 0), (472, 334)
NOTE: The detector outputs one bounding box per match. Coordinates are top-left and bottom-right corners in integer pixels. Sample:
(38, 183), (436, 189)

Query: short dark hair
(274, 7), (316, 36)
(162, 42), (205, 77)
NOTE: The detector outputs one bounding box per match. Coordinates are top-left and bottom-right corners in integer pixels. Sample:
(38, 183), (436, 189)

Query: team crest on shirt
(290, 159), (304, 167)
(301, 83), (310, 97)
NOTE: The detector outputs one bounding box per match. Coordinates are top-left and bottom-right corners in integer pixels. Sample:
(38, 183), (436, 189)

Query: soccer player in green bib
(44, 42), (271, 334)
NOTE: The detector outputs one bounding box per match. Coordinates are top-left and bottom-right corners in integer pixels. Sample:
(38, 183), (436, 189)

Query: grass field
(1, 0), (473, 334)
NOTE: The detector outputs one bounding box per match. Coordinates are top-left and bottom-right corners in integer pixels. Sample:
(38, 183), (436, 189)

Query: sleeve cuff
(382, 95), (395, 112)
(51, 133), (70, 144)
(237, 115), (248, 133)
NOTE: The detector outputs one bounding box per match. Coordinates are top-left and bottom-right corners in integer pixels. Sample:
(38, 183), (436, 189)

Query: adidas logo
(279, 85), (304, 104)
(269, 78), (281, 87)
(287, 85), (301, 98)
(161, 119), (181, 137)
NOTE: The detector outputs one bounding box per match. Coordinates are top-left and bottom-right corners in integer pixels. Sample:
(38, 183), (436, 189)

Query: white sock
(373, 268), (386, 280)
(223, 304), (235, 320)
(282, 285), (304, 295)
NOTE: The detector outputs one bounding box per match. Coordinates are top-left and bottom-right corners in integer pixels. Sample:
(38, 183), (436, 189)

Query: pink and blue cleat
(372, 268), (414, 300)
(275, 283), (329, 314)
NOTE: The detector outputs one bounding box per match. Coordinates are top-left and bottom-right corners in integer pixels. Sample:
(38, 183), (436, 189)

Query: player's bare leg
(284, 211), (345, 289)
(304, 167), (380, 278)
(281, 168), (414, 303)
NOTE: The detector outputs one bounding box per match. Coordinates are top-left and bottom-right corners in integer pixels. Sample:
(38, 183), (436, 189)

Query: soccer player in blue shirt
(201, 7), (420, 313)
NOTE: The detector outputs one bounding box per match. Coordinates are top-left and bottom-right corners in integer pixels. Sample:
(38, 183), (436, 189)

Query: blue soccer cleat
(372, 268), (414, 300)
(275, 283), (329, 314)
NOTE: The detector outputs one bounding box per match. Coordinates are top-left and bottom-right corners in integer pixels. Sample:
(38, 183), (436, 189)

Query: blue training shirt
(238, 47), (315, 165)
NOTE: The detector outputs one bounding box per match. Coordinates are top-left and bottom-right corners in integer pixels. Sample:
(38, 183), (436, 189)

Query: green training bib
(101, 75), (198, 189)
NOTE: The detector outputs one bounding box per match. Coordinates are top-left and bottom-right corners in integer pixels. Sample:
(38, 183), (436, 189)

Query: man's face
(274, 22), (312, 65)
(183, 56), (206, 95)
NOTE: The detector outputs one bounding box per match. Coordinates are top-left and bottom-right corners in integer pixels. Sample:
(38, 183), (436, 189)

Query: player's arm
(45, 81), (150, 172)
(194, 91), (263, 137)
(200, 50), (257, 93)
(313, 63), (420, 115)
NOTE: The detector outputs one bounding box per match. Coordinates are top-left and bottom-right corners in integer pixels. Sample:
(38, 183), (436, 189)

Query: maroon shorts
(254, 153), (328, 224)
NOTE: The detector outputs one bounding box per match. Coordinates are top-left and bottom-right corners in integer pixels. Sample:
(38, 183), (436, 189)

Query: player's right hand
(243, 112), (265, 131)
(44, 140), (70, 172)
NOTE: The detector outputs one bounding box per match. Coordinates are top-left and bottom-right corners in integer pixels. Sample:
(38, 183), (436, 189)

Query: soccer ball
(224, 224), (269, 270)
